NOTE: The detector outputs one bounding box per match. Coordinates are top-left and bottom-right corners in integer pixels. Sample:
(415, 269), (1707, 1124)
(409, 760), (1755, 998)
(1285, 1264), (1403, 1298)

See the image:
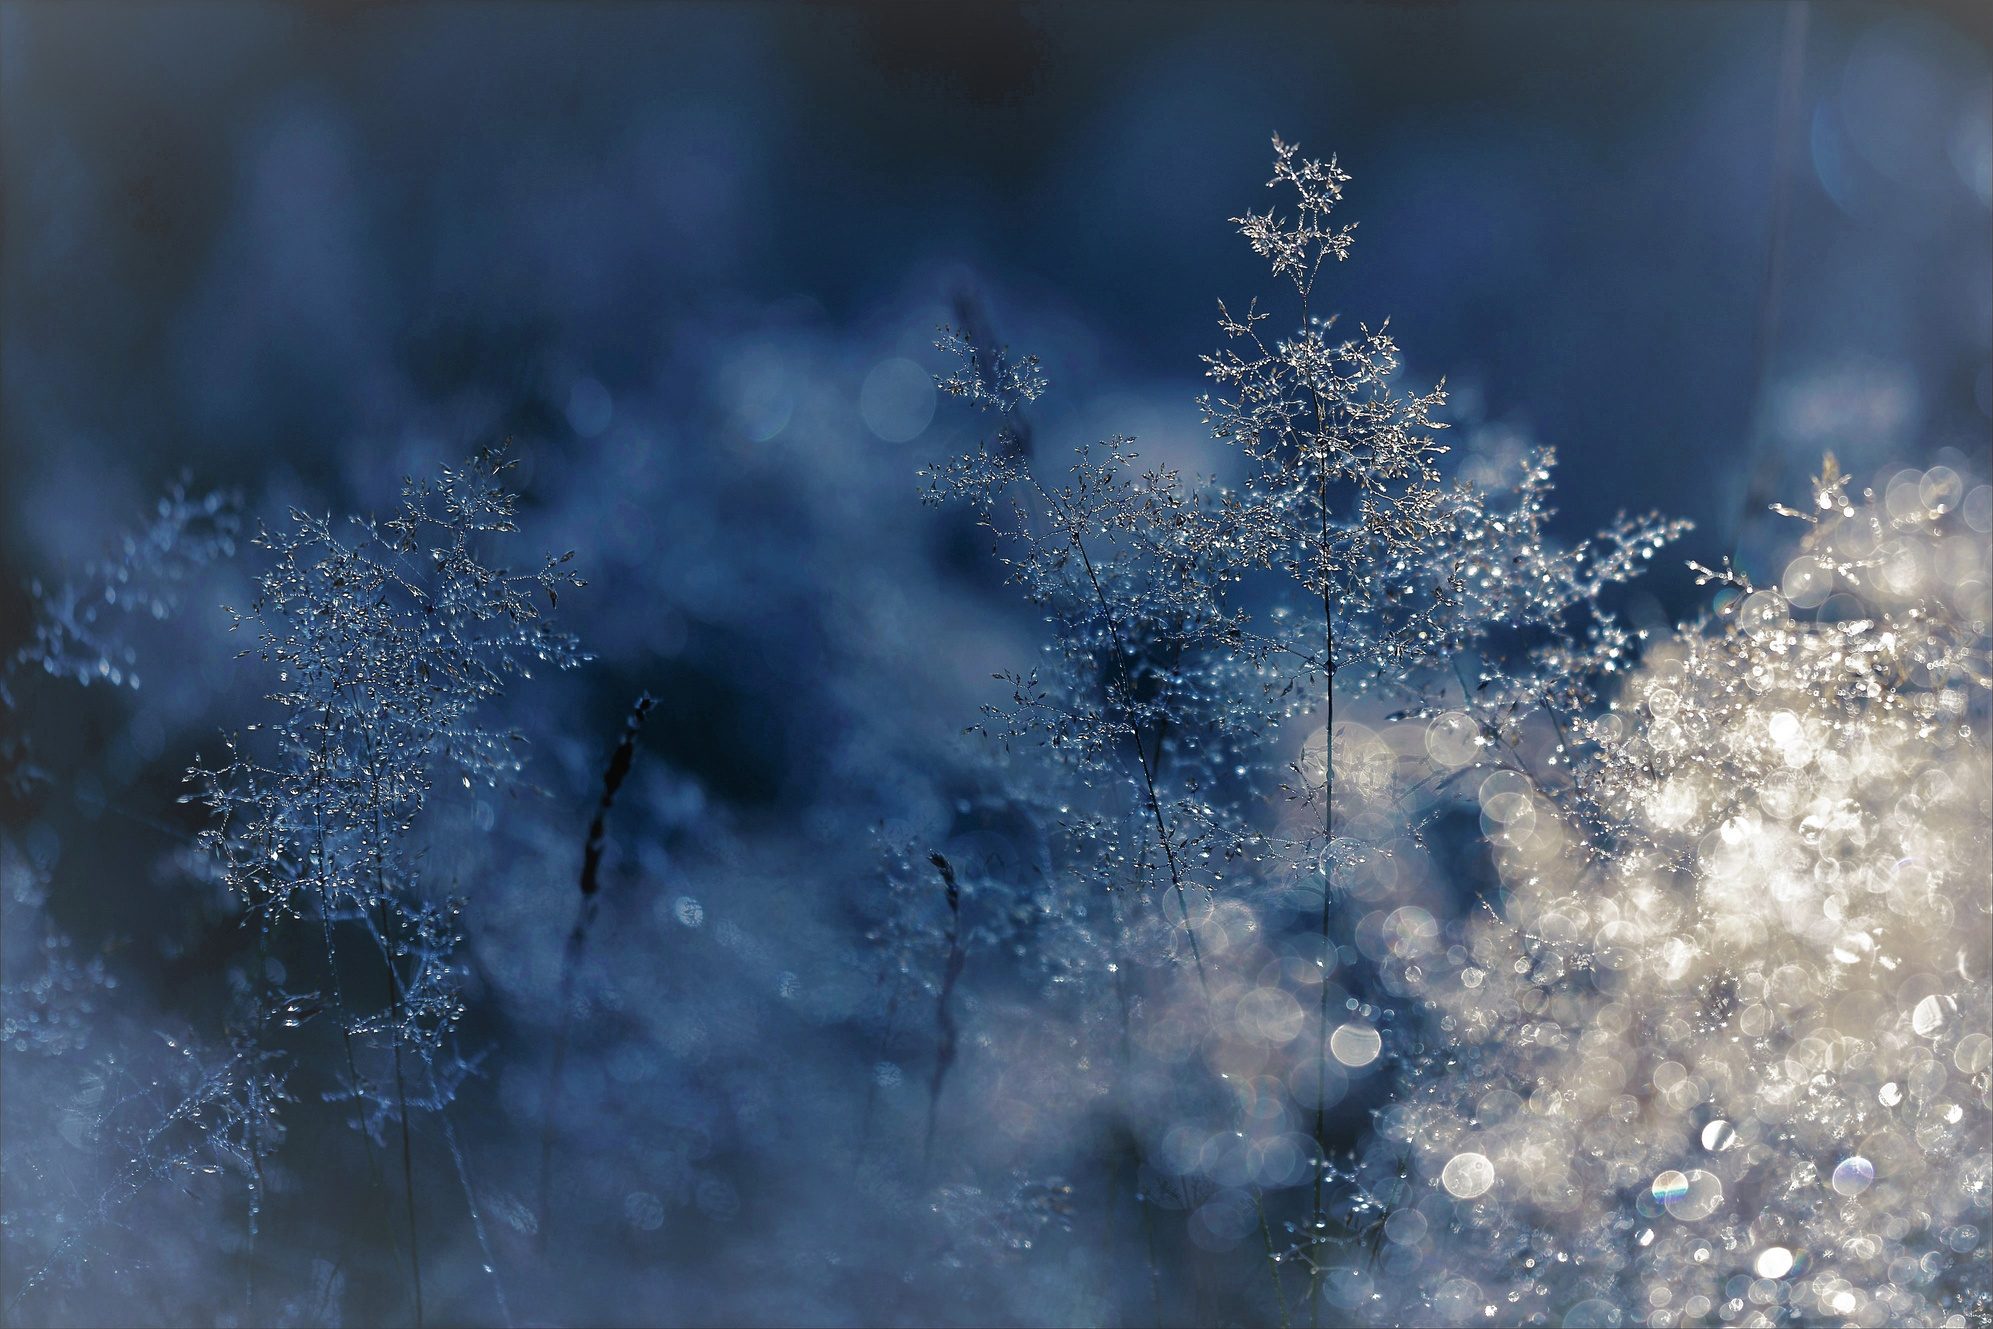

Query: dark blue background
(6, 2), (1988, 603)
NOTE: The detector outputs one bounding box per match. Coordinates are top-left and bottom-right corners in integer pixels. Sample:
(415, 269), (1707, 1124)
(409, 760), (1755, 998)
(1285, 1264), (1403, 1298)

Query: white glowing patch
(1912, 993), (1946, 1037)
(1653, 1169), (1723, 1221)
(1440, 1152), (1495, 1199)
(1831, 1156), (1875, 1196)
(1754, 1246), (1794, 1279)
(1767, 710), (1802, 745)
(1329, 1022), (1381, 1067)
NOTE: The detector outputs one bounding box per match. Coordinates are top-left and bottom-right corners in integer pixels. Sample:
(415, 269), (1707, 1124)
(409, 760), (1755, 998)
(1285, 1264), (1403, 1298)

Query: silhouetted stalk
(1256, 1185), (1292, 1328)
(316, 873), (410, 1295)
(1310, 645), (1334, 1328)
(537, 693), (654, 1247)
(920, 852), (968, 1175)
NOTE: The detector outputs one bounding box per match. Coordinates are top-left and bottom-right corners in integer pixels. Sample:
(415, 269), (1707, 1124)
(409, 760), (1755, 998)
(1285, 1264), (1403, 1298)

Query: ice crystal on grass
(924, 136), (1695, 1325)
(4, 480), (240, 706)
(3, 479), (240, 806)
(7, 450), (577, 1323)
(9, 115), (1985, 1329)
(1382, 459), (1991, 1327)
(4, 1018), (291, 1317)
(2, 478), (250, 1316)
(191, 445), (581, 972)
(169, 446), (579, 1321)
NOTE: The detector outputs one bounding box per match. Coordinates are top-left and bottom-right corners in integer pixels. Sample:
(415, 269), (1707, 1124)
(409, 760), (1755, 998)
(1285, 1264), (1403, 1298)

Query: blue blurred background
(2, 3), (1988, 1323)
(7, 2), (1988, 598)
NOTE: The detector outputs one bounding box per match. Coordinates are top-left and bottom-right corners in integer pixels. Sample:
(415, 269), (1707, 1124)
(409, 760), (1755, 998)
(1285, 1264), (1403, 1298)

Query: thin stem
(379, 892), (422, 1329)
(312, 707), (410, 1301)
(1256, 1186), (1292, 1329)
(363, 722), (421, 1329)
(1106, 883), (1164, 1329)
(920, 853), (969, 1176)
(1037, 443), (1298, 1321)
(1067, 529), (1208, 995)
(440, 1102), (513, 1329)
(246, 1066), (263, 1319)
(1065, 517), (1285, 1324)
(1300, 280), (1340, 1329)
(539, 694), (654, 1248)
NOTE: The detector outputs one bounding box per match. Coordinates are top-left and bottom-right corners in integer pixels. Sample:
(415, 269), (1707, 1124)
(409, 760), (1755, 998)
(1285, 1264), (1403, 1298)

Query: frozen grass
(2, 139), (1986, 1329)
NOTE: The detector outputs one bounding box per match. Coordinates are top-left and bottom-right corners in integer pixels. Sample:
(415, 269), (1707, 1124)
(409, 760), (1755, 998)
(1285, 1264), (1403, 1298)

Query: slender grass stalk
(1255, 1185), (1291, 1329)
(939, 318), (1289, 1318)
(317, 873), (411, 1296)
(308, 708), (413, 1299)
(1299, 234), (1338, 1329)
(439, 1102), (513, 1329)
(364, 730), (424, 1329)
(537, 693), (654, 1247)
(378, 892), (422, 1329)
(919, 852), (968, 1175)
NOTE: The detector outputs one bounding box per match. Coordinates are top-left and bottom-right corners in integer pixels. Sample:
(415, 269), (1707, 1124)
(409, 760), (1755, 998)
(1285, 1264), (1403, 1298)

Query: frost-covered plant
(922, 136), (1690, 1324)
(2, 478), (248, 1318)
(3, 479), (240, 708)
(176, 447), (583, 1322)
(5, 476), (241, 1021)
(1366, 455), (1991, 1327)
(2, 480), (240, 803)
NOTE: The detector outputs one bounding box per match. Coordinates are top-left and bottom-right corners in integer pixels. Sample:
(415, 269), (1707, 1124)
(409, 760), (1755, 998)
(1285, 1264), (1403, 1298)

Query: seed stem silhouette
(538, 693), (654, 1247)
(919, 852), (968, 1175)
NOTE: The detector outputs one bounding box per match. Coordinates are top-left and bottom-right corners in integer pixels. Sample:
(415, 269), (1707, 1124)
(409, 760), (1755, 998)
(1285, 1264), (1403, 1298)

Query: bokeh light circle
(1441, 1151), (1495, 1199)
(859, 358), (937, 442)
(1832, 1156), (1875, 1196)
(1328, 1022), (1381, 1067)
